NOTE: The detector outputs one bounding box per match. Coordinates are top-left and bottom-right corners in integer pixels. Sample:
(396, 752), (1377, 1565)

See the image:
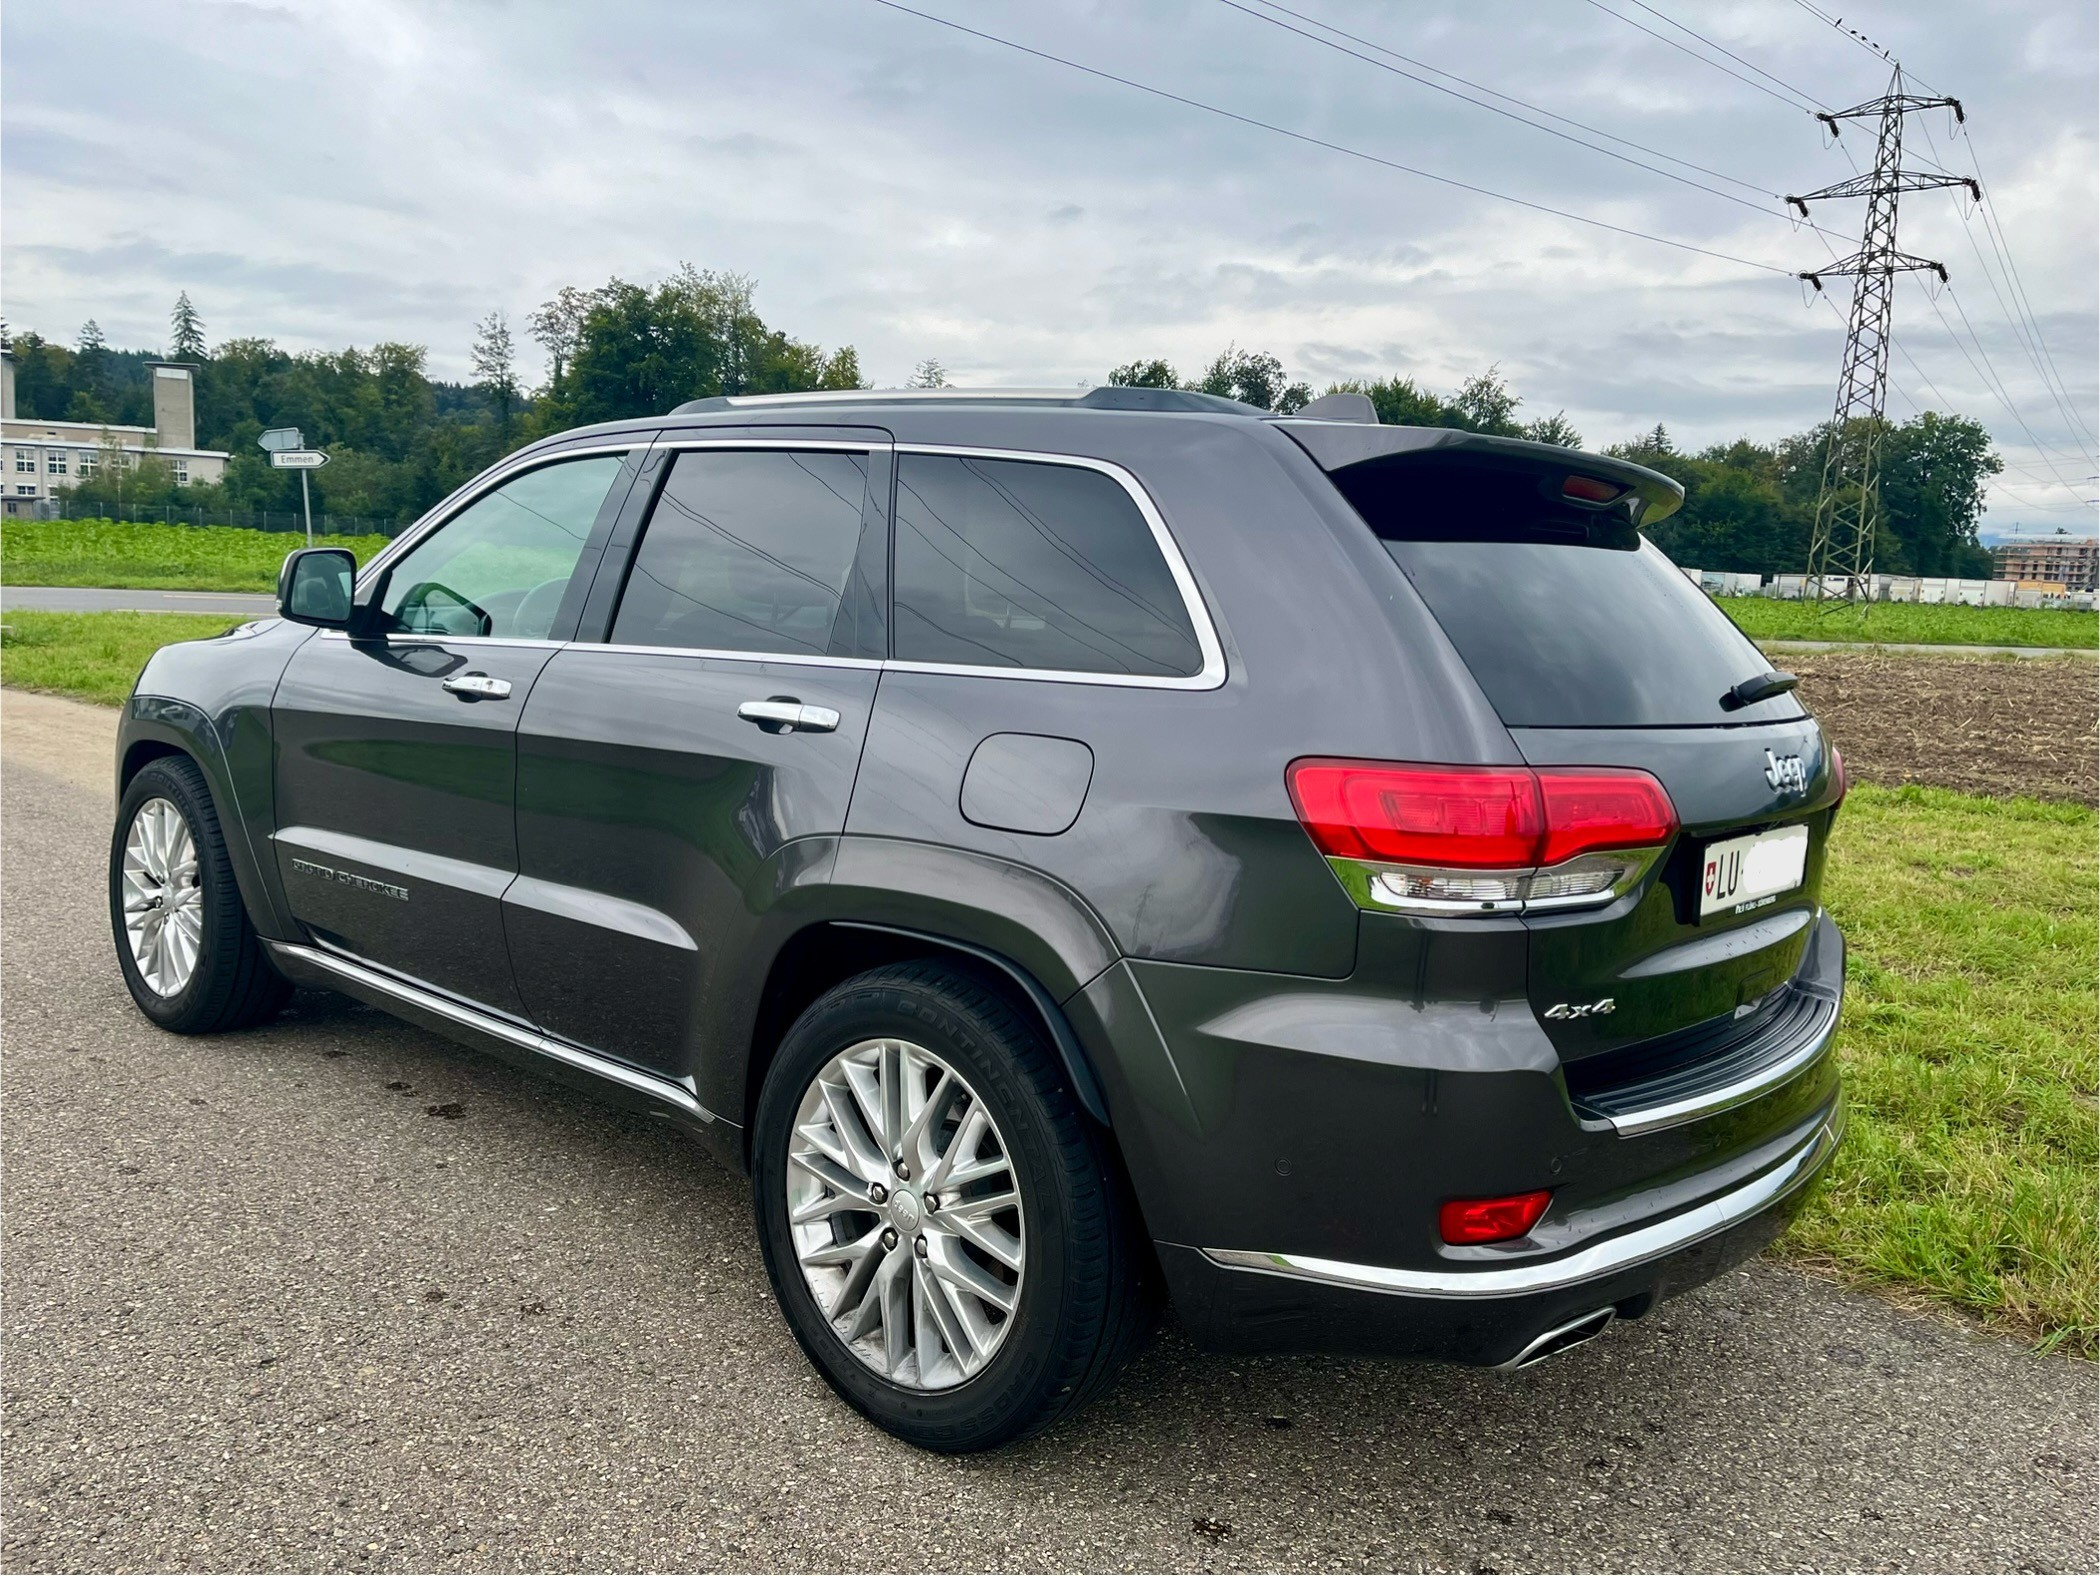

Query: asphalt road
(2, 710), (2094, 1572)
(0, 586), (280, 617)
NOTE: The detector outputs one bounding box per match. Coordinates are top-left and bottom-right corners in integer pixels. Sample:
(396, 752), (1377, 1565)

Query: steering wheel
(512, 577), (570, 640)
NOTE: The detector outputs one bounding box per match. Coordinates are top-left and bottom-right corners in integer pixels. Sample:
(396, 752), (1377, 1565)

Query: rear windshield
(1336, 459), (1801, 728)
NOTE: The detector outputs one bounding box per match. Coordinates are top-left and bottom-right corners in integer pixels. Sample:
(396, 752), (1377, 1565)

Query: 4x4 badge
(1764, 749), (1807, 795)
(1544, 998), (1616, 1020)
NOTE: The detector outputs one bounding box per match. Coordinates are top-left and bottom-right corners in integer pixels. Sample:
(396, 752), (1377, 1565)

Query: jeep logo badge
(1764, 749), (1806, 795)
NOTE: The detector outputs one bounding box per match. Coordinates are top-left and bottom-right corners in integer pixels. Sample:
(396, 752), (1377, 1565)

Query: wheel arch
(741, 919), (1113, 1166)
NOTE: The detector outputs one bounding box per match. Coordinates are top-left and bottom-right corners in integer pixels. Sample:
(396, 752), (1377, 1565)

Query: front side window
(609, 448), (871, 656)
(378, 454), (626, 639)
(892, 454), (1203, 678)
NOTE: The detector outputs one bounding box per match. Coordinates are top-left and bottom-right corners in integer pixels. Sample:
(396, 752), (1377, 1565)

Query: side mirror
(277, 547), (356, 628)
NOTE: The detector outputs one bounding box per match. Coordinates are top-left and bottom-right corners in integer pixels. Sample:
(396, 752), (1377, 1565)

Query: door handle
(442, 672), (513, 701)
(738, 699), (841, 734)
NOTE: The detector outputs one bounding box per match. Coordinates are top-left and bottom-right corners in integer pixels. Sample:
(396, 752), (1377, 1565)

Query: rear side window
(1334, 459), (1799, 728)
(612, 449), (870, 657)
(893, 454), (1204, 678)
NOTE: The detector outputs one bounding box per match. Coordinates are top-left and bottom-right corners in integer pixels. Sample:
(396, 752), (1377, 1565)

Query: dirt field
(1790, 650), (2097, 805)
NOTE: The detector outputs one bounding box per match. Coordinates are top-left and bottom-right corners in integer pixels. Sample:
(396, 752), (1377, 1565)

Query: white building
(0, 350), (230, 517)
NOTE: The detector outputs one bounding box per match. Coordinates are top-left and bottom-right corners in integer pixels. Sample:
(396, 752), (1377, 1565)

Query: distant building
(1991, 536), (2098, 593)
(0, 349), (231, 517)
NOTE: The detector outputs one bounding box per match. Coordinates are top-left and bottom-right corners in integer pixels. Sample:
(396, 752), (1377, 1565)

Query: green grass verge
(1789, 783), (2097, 1355)
(0, 611), (244, 706)
(1717, 595), (2097, 649)
(2, 518), (391, 592)
(1, 613), (2092, 1351)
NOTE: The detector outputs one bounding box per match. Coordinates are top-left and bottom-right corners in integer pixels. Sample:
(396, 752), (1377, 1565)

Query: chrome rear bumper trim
(1202, 1107), (1840, 1300)
(266, 941), (721, 1126)
(1600, 991), (1840, 1137)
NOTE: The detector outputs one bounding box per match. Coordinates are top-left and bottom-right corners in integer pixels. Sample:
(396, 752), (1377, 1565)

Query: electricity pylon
(1790, 71), (1974, 607)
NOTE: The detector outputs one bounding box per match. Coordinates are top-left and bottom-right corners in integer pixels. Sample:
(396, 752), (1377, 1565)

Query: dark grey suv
(109, 386), (1846, 1451)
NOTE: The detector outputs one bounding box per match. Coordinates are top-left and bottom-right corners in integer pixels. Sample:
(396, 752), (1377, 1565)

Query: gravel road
(0, 587), (280, 617)
(2, 693), (2093, 1573)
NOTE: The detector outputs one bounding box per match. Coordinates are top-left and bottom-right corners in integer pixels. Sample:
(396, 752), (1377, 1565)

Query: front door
(508, 438), (889, 1080)
(271, 448), (639, 1016)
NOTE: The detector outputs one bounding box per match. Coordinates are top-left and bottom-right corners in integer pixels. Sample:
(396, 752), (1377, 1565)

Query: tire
(752, 961), (1154, 1452)
(109, 755), (291, 1034)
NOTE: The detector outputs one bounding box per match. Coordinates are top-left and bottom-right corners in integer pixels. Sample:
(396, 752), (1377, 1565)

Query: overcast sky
(5, 0), (2094, 525)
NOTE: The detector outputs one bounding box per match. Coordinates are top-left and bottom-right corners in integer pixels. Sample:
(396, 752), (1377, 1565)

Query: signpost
(258, 427), (303, 453)
(265, 440), (329, 543)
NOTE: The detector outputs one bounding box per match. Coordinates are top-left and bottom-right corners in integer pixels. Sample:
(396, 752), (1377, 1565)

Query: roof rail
(669, 386), (1264, 416)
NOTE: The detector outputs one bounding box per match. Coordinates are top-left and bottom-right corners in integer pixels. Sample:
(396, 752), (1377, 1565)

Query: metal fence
(39, 497), (408, 539)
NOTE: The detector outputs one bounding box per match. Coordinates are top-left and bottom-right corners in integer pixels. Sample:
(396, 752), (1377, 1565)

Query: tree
(1876, 411), (1999, 577)
(1449, 367), (1522, 436)
(1108, 358), (1179, 389)
(169, 293), (206, 359)
(528, 284), (597, 390)
(470, 311), (521, 438)
(1195, 345), (1311, 412)
(1522, 411), (1583, 448)
(908, 357), (949, 389)
(77, 319), (106, 353)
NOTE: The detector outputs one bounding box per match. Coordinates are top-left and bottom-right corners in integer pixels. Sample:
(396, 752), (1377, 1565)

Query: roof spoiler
(1274, 420), (1685, 526)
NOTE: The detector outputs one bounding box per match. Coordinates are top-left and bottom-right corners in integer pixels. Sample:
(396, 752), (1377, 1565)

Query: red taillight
(1287, 760), (1677, 870)
(1287, 762), (1543, 868)
(1535, 772), (1679, 865)
(1440, 1190), (1552, 1245)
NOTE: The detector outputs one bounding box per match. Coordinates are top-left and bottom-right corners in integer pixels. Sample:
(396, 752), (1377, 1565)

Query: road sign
(270, 450), (330, 470)
(258, 427), (303, 452)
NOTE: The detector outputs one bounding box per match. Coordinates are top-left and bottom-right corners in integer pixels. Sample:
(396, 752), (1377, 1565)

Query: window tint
(1331, 455), (1798, 728)
(380, 456), (624, 639)
(893, 454), (1202, 677)
(610, 449), (871, 656)
(1382, 537), (1799, 726)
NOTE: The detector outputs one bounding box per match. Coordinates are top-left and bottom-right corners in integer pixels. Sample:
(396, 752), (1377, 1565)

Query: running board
(265, 941), (724, 1129)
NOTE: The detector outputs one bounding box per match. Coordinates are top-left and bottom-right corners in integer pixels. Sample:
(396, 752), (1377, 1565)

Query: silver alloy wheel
(787, 1037), (1026, 1390)
(121, 797), (203, 998)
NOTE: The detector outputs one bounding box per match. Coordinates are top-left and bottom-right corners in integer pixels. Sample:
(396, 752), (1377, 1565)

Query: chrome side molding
(1202, 1106), (1840, 1300)
(265, 941), (720, 1127)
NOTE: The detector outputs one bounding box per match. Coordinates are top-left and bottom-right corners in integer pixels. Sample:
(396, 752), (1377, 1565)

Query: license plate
(1700, 823), (1809, 919)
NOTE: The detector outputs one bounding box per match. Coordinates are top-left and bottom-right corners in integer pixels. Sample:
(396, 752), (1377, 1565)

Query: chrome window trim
(568, 641), (882, 671)
(891, 443), (1227, 692)
(315, 632), (570, 649)
(353, 441), (645, 592)
(652, 437), (885, 453)
(1202, 1107), (1840, 1300)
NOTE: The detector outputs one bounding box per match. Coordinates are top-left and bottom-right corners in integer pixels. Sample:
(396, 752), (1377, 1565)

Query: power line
(1581, 0), (1819, 114)
(1236, 0), (1781, 199)
(1217, 0), (1858, 240)
(864, 0), (1799, 276)
(1913, 117), (2097, 454)
(1941, 283), (2093, 473)
(1919, 281), (2088, 492)
(1612, 0), (1829, 111)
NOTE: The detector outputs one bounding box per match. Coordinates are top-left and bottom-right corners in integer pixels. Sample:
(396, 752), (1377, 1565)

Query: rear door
(506, 434), (889, 1079)
(1317, 443), (1842, 1066)
(271, 446), (639, 1014)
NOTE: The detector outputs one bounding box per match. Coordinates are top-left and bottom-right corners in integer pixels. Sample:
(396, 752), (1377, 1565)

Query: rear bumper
(1159, 1097), (1842, 1363)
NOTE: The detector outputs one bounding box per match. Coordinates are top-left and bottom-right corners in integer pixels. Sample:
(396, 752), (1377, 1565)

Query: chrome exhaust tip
(1496, 1306), (1617, 1371)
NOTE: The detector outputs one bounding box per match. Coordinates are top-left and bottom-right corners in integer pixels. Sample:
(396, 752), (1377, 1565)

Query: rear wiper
(1720, 669), (1800, 711)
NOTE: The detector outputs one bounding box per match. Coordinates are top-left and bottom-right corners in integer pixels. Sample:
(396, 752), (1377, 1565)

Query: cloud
(2, 0), (2091, 517)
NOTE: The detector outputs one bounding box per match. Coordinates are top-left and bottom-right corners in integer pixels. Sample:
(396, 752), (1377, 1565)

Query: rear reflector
(1288, 760), (1677, 915)
(1440, 1190), (1552, 1245)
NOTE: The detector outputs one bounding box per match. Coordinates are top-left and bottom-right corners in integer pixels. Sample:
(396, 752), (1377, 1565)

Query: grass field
(2, 613), (2094, 1353)
(0, 611), (244, 706)
(1790, 784), (2097, 1355)
(2, 517), (391, 592)
(1716, 595), (2097, 650)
